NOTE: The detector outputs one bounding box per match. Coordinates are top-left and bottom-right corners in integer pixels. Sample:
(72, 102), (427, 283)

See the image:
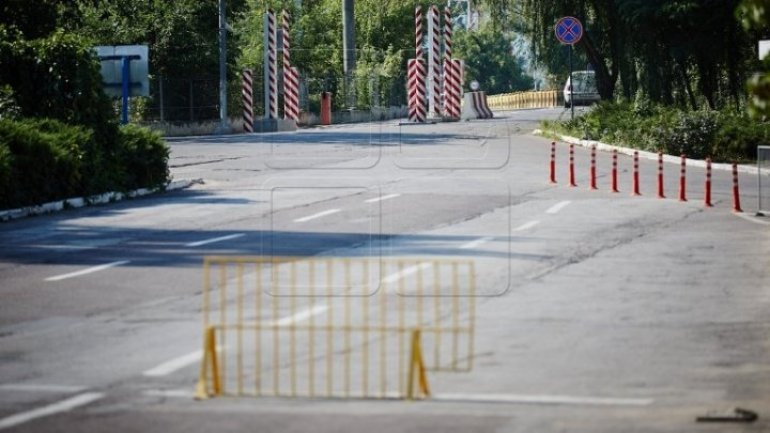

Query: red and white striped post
(427, 5), (441, 118)
(733, 162), (743, 212)
(611, 149), (619, 193)
(415, 6), (423, 60)
(407, 59), (426, 123)
(282, 10), (299, 123)
(657, 151), (665, 198)
(242, 69), (254, 132)
(679, 154), (687, 201)
(589, 146), (597, 190)
(442, 6), (460, 119)
(569, 143), (576, 187)
(263, 10), (278, 120)
(549, 141), (556, 183)
(632, 151), (641, 196)
(704, 158), (713, 207)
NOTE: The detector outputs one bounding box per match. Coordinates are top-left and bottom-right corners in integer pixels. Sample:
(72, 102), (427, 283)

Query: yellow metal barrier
(195, 256), (476, 400)
(487, 90), (560, 110)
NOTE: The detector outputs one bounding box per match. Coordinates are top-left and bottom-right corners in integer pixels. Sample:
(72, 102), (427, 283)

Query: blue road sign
(555, 16), (583, 45)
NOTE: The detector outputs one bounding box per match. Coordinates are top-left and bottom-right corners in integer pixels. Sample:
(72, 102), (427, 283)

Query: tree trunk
(677, 57), (698, 110)
(578, 33), (614, 100)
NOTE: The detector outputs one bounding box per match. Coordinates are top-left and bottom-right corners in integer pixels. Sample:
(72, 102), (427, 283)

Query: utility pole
(216, 0), (230, 134)
(342, 0), (356, 107)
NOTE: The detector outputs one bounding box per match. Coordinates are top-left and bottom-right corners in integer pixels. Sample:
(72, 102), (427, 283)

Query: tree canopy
(485, 0), (768, 112)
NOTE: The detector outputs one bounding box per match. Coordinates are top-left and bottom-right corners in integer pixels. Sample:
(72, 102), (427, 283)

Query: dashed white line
(364, 193), (401, 203)
(185, 233), (245, 247)
(546, 200), (572, 215)
(0, 384), (86, 393)
(293, 209), (341, 223)
(382, 262), (432, 284)
(514, 220), (541, 231)
(271, 305), (329, 326)
(0, 392), (104, 430)
(143, 389), (193, 399)
(459, 236), (495, 249)
(45, 260), (130, 282)
(143, 306), (329, 377)
(143, 351), (204, 377)
(433, 393), (653, 407)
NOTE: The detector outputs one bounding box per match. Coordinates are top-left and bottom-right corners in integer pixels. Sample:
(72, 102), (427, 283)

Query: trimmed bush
(0, 119), (170, 210)
(115, 125), (169, 191)
(0, 118), (86, 208)
(546, 102), (770, 162)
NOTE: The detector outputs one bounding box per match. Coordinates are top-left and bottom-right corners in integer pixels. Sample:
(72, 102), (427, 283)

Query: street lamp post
(216, 0), (230, 134)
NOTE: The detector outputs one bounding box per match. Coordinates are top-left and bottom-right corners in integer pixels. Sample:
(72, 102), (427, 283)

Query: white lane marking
(143, 306), (328, 377)
(0, 384), (87, 393)
(143, 351), (204, 377)
(364, 193), (401, 203)
(293, 209), (341, 223)
(0, 392), (104, 430)
(382, 262), (432, 284)
(546, 200), (572, 215)
(271, 305), (329, 327)
(736, 212), (770, 226)
(45, 260), (130, 282)
(185, 233), (245, 247)
(144, 389), (193, 399)
(433, 393), (653, 407)
(514, 220), (541, 231)
(460, 236), (495, 249)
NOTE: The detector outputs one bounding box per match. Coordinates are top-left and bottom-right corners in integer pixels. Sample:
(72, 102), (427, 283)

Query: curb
(533, 129), (766, 175)
(0, 178), (203, 223)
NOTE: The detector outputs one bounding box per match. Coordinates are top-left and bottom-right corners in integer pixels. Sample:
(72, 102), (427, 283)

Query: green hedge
(115, 125), (169, 191)
(0, 118), (169, 210)
(544, 101), (770, 162)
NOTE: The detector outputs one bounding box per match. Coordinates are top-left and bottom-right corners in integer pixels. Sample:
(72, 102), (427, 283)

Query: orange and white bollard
(733, 162), (743, 213)
(704, 158), (713, 207)
(611, 149), (619, 193)
(589, 146), (597, 190)
(679, 154), (687, 202)
(632, 151), (641, 196)
(657, 152), (665, 198)
(550, 141), (557, 184)
(569, 143), (576, 187)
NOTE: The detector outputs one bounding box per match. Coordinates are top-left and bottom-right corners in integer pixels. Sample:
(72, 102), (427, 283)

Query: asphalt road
(1, 107), (769, 432)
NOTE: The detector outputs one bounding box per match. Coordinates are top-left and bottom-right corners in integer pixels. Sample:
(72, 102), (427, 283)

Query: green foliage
(0, 118), (85, 207)
(0, 6), (173, 209)
(454, 26), (534, 94)
(0, 118), (170, 209)
(115, 125), (169, 191)
(0, 85), (21, 120)
(548, 101), (770, 162)
(508, 0), (756, 111)
(0, 28), (118, 144)
(737, 0), (770, 118)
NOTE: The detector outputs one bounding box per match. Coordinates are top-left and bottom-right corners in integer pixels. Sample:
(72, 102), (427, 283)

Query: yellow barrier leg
(406, 329), (430, 400)
(195, 326), (221, 400)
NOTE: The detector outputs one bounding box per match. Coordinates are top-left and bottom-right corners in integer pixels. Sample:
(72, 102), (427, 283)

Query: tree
(738, 0), (770, 117)
(454, 26), (534, 94)
(490, 0), (757, 110)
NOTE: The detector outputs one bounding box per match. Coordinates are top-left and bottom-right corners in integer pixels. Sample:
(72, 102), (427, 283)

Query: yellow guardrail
(487, 90), (560, 110)
(195, 256), (476, 400)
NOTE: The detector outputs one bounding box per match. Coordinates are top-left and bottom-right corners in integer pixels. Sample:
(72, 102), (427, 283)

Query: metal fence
(486, 90), (561, 110)
(195, 256), (476, 400)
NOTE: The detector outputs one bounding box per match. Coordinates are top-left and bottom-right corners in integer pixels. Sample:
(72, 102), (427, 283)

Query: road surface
(1, 107), (769, 432)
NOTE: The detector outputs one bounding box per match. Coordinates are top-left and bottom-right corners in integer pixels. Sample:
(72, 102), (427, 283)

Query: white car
(563, 70), (601, 108)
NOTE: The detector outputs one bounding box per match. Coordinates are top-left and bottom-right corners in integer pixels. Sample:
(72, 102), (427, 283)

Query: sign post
(555, 16), (583, 120)
(95, 45), (149, 125)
